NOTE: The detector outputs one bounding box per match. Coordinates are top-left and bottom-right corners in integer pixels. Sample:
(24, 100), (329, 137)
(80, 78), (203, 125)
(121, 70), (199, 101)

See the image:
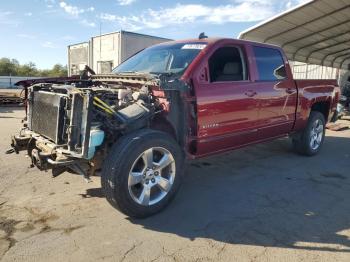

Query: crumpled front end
(9, 77), (157, 180)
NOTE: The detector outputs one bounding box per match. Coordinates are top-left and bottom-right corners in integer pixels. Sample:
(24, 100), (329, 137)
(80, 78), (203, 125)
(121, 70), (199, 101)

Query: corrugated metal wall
(290, 61), (338, 80)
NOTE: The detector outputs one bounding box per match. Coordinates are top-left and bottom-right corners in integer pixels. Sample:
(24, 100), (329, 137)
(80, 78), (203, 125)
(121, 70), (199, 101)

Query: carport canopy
(238, 0), (350, 69)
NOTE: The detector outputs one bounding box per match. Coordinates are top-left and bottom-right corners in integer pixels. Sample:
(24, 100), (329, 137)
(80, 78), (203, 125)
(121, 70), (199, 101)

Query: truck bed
(293, 79), (339, 132)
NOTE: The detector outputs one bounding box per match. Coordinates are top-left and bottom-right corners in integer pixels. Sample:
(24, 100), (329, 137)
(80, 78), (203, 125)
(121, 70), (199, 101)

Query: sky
(0, 0), (308, 69)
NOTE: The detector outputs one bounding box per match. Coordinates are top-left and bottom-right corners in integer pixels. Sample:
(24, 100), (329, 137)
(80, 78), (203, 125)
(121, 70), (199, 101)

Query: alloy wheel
(128, 147), (176, 206)
(310, 119), (324, 150)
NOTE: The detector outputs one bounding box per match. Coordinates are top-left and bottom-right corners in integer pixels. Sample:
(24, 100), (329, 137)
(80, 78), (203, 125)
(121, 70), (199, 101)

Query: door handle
(285, 88), (295, 94)
(245, 90), (257, 97)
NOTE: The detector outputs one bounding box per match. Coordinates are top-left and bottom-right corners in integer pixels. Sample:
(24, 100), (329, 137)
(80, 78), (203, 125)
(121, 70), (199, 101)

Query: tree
(17, 62), (38, 77)
(0, 58), (68, 77)
(50, 64), (68, 77)
(0, 58), (18, 76)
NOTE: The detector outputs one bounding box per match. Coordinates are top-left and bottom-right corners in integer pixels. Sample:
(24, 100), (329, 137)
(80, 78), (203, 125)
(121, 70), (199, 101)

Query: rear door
(194, 43), (259, 156)
(252, 46), (298, 138)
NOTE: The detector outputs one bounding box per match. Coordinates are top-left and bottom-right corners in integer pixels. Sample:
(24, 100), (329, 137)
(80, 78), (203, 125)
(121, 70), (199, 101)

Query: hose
(93, 101), (115, 115)
(71, 87), (117, 116)
(93, 97), (117, 116)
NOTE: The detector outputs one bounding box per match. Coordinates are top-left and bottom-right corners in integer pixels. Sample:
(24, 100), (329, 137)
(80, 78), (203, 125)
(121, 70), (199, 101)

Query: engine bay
(10, 76), (167, 180)
(6, 69), (194, 182)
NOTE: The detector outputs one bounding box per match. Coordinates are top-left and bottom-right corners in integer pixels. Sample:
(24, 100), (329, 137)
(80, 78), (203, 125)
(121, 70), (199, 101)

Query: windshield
(112, 42), (207, 75)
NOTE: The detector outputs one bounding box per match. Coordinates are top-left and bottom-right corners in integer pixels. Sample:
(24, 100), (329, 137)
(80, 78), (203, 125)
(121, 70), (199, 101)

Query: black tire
(330, 111), (338, 122)
(292, 111), (326, 156)
(101, 129), (184, 218)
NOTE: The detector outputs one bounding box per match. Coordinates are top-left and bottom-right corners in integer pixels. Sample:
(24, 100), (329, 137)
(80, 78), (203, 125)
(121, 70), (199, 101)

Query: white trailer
(68, 42), (90, 76)
(68, 31), (171, 76)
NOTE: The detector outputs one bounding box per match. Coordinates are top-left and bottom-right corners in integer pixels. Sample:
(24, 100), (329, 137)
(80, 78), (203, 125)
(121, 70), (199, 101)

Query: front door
(194, 45), (259, 156)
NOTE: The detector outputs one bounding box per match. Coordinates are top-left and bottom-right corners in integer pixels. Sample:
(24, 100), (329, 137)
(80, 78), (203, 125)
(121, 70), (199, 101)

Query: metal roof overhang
(238, 0), (350, 69)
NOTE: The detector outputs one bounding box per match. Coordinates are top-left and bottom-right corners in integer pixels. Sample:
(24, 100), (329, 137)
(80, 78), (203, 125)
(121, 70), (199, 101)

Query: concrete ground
(0, 89), (21, 95)
(0, 107), (349, 262)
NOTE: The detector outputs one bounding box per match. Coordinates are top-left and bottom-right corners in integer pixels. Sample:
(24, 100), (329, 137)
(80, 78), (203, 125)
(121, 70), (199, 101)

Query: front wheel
(292, 111), (326, 156)
(101, 129), (184, 218)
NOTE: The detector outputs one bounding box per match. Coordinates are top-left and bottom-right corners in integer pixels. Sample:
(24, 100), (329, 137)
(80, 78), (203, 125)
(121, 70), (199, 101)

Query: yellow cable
(94, 97), (117, 114)
(93, 102), (113, 114)
(93, 101), (114, 115)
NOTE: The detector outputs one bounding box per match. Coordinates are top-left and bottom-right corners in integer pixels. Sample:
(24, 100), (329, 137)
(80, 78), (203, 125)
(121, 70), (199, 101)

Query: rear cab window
(253, 46), (287, 81)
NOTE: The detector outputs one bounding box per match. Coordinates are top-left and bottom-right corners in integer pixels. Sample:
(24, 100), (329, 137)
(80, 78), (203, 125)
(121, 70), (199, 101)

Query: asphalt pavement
(0, 107), (349, 262)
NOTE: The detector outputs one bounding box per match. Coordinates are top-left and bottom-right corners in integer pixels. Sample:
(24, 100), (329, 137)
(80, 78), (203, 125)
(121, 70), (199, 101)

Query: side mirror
(274, 65), (286, 79)
(199, 67), (208, 82)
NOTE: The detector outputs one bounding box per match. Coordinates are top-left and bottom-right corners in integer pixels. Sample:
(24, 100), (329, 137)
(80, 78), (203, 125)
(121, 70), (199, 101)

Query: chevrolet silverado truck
(8, 37), (340, 218)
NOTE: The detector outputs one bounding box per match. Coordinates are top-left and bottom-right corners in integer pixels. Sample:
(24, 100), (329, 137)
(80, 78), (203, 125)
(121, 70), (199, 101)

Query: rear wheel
(292, 111), (326, 156)
(101, 129), (184, 218)
(330, 111), (338, 122)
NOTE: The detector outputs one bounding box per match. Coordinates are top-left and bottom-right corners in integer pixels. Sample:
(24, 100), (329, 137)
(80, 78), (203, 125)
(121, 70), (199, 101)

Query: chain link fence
(0, 76), (41, 89)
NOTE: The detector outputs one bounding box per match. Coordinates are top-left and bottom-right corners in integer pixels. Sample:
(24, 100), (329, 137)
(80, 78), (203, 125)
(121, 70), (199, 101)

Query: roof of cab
(155, 37), (282, 50)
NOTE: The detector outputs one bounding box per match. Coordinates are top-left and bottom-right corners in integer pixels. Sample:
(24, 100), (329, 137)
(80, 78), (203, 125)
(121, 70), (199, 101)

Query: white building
(68, 31), (171, 76)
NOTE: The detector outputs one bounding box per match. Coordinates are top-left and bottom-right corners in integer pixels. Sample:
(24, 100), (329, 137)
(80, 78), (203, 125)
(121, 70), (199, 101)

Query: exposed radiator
(29, 92), (66, 144)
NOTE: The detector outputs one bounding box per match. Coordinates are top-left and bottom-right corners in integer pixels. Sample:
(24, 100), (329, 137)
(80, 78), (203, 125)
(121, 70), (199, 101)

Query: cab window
(253, 46), (286, 81)
(208, 47), (246, 82)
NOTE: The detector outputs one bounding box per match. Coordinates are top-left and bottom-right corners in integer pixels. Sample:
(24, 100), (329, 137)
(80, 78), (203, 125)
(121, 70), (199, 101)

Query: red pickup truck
(10, 37), (340, 218)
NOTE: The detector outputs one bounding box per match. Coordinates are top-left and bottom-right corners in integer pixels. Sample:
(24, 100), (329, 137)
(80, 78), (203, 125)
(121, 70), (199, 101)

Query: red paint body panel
(293, 79), (339, 132)
(176, 38), (340, 158)
(194, 81), (259, 155)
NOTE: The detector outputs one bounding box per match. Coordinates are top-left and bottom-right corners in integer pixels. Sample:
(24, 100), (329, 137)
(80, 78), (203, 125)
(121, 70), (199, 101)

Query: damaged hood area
(15, 71), (190, 92)
(91, 72), (190, 92)
(11, 70), (190, 168)
(91, 73), (158, 85)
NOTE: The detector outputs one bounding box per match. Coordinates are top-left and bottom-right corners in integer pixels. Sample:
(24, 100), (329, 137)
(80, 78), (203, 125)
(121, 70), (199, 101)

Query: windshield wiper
(115, 71), (141, 74)
(115, 71), (159, 77)
(150, 71), (179, 77)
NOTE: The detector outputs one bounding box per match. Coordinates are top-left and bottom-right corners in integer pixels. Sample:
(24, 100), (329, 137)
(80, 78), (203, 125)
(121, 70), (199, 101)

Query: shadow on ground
(0, 106), (23, 115)
(123, 136), (350, 252)
(79, 188), (104, 199)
